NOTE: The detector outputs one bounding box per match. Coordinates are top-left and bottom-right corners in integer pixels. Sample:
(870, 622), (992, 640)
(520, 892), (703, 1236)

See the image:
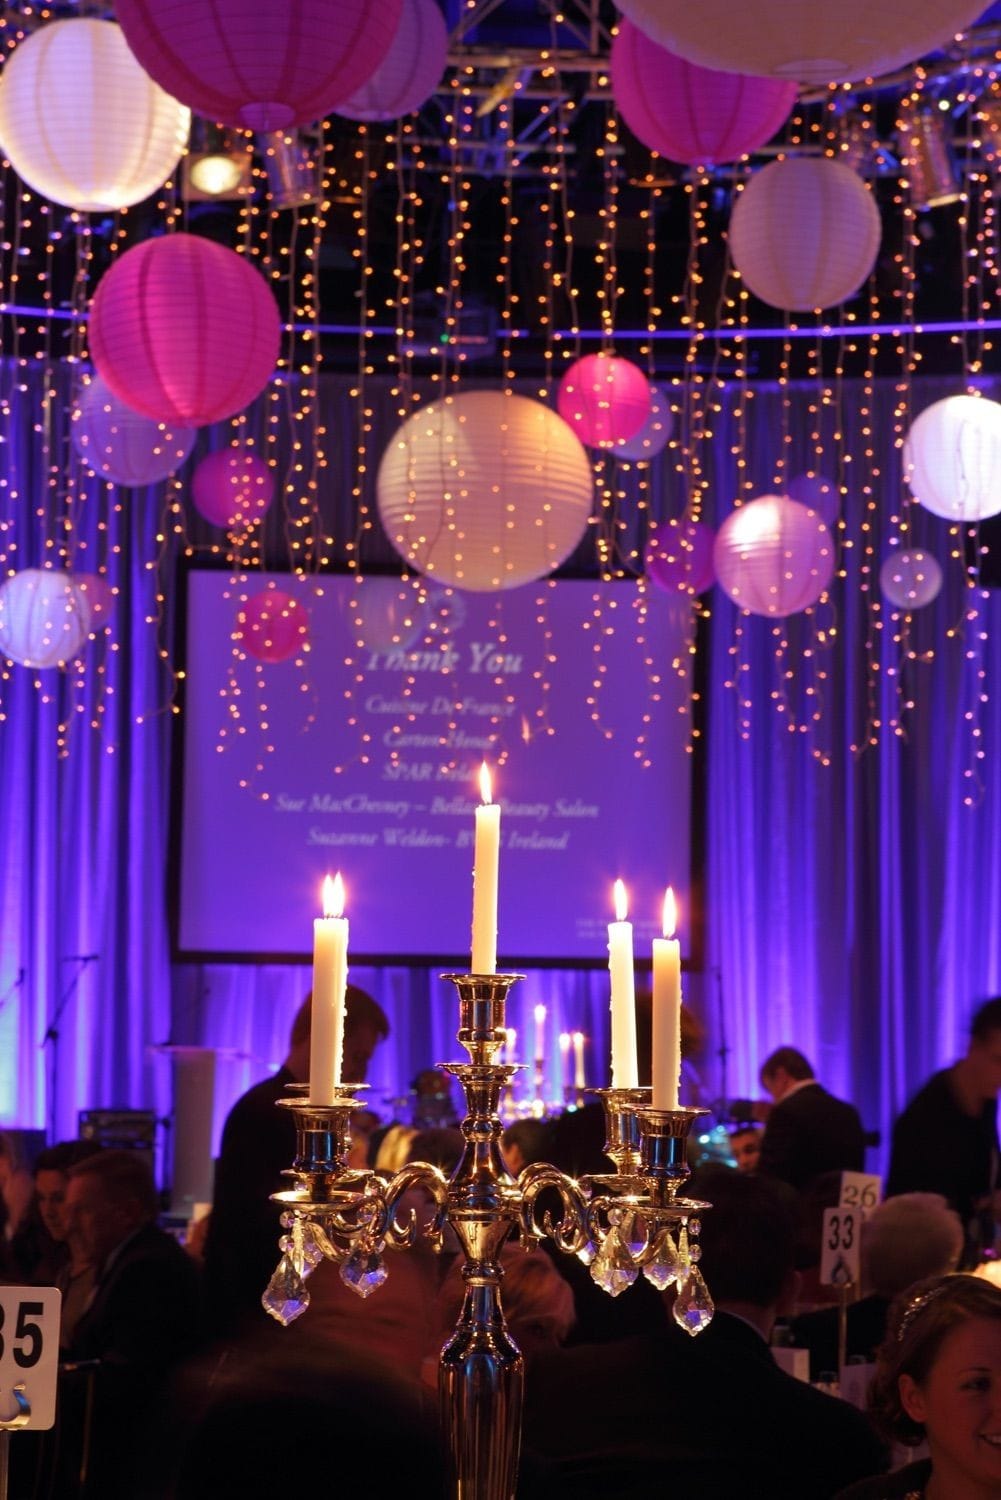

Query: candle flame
(559, 1032), (571, 1051)
(662, 886), (677, 939)
(572, 1031), (585, 1047)
(534, 1003), (547, 1024)
(613, 877), (628, 922)
(323, 871), (345, 919)
(506, 1027), (516, 1047)
(479, 760), (492, 805)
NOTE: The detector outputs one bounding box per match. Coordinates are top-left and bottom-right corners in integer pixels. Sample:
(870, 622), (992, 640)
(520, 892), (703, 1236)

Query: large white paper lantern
(0, 18), (190, 212)
(0, 570), (91, 668)
(376, 391), (594, 592)
(903, 395), (1001, 522)
(612, 0), (985, 86)
(713, 495), (835, 616)
(730, 158), (881, 311)
(335, 0), (447, 122)
(72, 375), (195, 487)
(880, 548), (943, 609)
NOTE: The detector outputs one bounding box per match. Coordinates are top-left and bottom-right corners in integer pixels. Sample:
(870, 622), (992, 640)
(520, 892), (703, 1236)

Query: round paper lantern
(557, 354), (652, 450)
(646, 519), (716, 596)
(903, 395), (1001, 522)
(335, 0), (447, 122)
(115, 0), (403, 131)
(89, 233), (281, 428)
(612, 383), (674, 462)
(72, 375), (195, 486)
(611, 20), (796, 166)
(880, 548), (943, 610)
(713, 494), (835, 616)
(191, 447), (275, 529)
(612, 0), (985, 86)
(786, 471), (840, 527)
(376, 391), (594, 592)
(345, 579), (427, 654)
(72, 574), (116, 631)
(0, 570), (91, 668)
(0, 19), (190, 212)
(236, 586), (309, 664)
(729, 158), (881, 311)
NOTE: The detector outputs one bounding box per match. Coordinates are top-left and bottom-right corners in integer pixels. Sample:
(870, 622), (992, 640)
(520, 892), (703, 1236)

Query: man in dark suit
(757, 1045), (866, 1193)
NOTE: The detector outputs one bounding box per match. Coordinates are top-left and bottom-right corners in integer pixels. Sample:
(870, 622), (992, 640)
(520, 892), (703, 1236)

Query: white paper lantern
(730, 158), (881, 311)
(612, 0), (985, 85)
(903, 395), (1001, 522)
(713, 494), (835, 616)
(612, 383), (674, 462)
(376, 391), (594, 592)
(72, 375), (195, 487)
(0, 19), (190, 212)
(880, 548), (943, 609)
(335, 0), (447, 122)
(0, 569), (91, 667)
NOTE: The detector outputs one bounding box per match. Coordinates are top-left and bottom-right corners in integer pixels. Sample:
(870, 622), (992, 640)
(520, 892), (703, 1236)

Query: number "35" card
(0, 1287), (61, 1431)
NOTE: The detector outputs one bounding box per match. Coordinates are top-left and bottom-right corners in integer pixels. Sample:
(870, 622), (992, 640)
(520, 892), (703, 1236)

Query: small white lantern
(880, 548), (943, 610)
(903, 395), (1001, 523)
(713, 494), (835, 617)
(0, 570), (91, 668)
(72, 375), (195, 487)
(0, 18), (190, 212)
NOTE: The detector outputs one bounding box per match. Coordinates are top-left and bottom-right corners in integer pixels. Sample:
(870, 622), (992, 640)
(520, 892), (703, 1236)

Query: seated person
(32, 1140), (105, 1345)
(728, 1122), (763, 1173)
(501, 1118), (552, 1176)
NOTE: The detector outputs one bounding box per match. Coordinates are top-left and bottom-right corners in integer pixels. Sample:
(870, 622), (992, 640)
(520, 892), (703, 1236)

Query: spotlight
(898, 105), (962, 210)
(256, 127), (323, 210)
(182, 124), (252, 202)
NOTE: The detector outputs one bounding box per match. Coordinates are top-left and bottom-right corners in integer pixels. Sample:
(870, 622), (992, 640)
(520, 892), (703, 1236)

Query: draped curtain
(2, 364), (998, 1179)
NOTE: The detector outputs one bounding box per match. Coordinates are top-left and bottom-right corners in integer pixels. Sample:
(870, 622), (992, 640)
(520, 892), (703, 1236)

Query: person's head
(66, 1149), (159, 1264)
(501, 1118), (552, 1176)
(965, 998), (1001, 1102)
(33, 1140), (104, 1243)
(728, 1124), (763, 1174)
(868, 1274), (1001, 1494)
(687, 1166), (798, 1324)
(760, 1046), (814, 1102)
(407, 1127), (464, 1173)
(286, 985), (389, 1082)
(863, 1193), (964, 1300)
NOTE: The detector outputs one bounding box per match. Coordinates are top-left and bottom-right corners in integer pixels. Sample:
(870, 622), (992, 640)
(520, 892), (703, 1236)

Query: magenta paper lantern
(191, 447), (275, 529)
(612, 382), (674, 462)
(0, 569), (91, 667)
(557, 354), (651, 449)
(713, 494), (835, 617)
(646, 519), (716, 596)
(115, 0), (402, 132)
(611, 19), (796, 167)
(89, 233), (281, 428)
(336, 0), (447, 122)
(236, 586), (309, 664)
(73, 574), (116, 631)
(73, 374), (195, 486)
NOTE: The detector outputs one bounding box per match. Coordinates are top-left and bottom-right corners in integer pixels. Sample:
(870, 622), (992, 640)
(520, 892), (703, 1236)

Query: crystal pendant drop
(590, 1228), (639, 1297)
(643, 1229), (681, 1290)
(261, 1254), (311, 1325)
(673, 1266), (715, 1336)
(300, 1218), (336, 1268)
(576, 1239), (598, 1266)
(340, 1242), (389, 1298)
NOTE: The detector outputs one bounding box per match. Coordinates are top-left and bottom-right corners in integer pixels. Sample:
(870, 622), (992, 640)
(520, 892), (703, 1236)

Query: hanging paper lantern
(72, 574), (116, 631)
(72, 374), (195, 487)
(0, 19), (190, 213)
(191, 447), (275, 529)
(903, 395), (1001, 522)
(612, 0), (985, 86)
(345, 578), (427, 654)
(729, 158), (881, 312)
(89, 233), (281, 428)
(612, 383), (675, 462)
(557, 354), (652, 450)
(880, 548), (943, 610)
(786, 472), (840, 527)
(713, 495), (835, 616)
(236, 586), (309, 664)
(610, 20), (796, 166)
(335, 0), (447, 122)
(115, 0), (402, 132)
(646, 519), (716, 596)
(377, 391), (594, 592)
(0, 569), (91, 668)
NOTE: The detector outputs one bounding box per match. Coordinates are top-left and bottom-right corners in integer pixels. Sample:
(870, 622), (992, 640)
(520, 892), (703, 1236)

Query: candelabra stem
(439, 1257), (523, 1500)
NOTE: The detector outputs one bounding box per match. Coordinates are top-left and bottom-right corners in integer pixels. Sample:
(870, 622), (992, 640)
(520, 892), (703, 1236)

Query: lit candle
(572, 1031), (586, 1091)
(652, 887), (682, 1110)
(608, 879), (638, 1088)
(471, 761), (500, 974)
(534, 1003), (547, 1066)
(309, 872), (349, 1104)
(559, 1031), (571, 1093)
(505, 1027), (517, 1065)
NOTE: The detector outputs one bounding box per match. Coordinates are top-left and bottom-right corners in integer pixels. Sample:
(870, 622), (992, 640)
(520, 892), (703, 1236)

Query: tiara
(896, 1282), (952, 1342)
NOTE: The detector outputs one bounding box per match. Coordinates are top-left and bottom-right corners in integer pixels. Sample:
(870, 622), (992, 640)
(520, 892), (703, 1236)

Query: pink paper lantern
(646, 519), (716, 596)
(191, 447), (275, 529)
(89, 233), (281, 428)
(713, 494), (835, 617)
(236, 586), (309, 664)
(611, 19), (796, 166)
(72, 574), (116, 631)
(557, 354), (652, 450)
(115, 0), (403, 132)
(336, 0), (447, 122)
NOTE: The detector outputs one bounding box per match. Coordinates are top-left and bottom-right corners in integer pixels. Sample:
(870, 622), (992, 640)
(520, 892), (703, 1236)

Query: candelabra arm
(517, 1161), (590, 1255)
(382, 1160), (450, 1251)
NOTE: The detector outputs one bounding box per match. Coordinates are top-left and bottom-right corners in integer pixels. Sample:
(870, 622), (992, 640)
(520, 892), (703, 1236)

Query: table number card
(0, 1287), (61, 1430)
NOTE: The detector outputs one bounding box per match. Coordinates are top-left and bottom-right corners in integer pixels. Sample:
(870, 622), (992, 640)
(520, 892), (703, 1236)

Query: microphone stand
(40, 956), (95, 1142)
(713, 964), (730, 1123)
(0, 967), (24, 1018)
